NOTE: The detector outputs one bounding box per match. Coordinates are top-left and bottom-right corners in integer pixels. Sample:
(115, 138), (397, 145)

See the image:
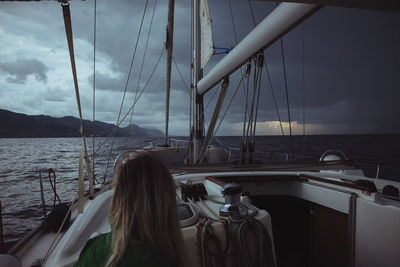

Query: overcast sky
(0, 0), (399, 136)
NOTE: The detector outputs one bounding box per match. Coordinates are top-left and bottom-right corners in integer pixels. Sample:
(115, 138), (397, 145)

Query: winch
(219, 182), (248, 217)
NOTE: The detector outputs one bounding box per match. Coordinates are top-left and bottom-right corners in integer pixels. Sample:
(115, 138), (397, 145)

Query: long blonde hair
(106, 151), (184, 267)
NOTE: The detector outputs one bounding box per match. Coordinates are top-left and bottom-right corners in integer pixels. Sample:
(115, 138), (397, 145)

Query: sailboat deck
(8, 167), (400, 267)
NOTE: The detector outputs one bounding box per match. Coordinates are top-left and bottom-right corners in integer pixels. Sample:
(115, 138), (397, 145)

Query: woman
(75, 151), (184, 267)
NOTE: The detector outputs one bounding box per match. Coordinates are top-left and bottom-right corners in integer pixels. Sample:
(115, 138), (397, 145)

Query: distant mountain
(0, 109), (163, 138)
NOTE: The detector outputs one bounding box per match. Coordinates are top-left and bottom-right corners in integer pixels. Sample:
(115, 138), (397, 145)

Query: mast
(164, 0), (175, 146)
(191, 0), (204, 162)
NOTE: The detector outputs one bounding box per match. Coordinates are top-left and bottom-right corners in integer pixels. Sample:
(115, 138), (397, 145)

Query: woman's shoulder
(83, 232), (111, 253)
(74, 233), (178, 267)
(119, 240), (178, 267)
(74, 232), (111, 267)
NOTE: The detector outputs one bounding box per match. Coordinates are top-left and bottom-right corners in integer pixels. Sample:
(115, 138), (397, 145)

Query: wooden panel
(310, 203), (348, 267)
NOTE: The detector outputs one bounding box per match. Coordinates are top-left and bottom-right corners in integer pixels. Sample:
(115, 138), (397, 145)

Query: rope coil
(196, 217), (227, 267)
(229, 213), (276, 267)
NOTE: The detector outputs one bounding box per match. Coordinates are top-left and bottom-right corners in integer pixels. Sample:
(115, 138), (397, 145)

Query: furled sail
(200, 0), (213, 68)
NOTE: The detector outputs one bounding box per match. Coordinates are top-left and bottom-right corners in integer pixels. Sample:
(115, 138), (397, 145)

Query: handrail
(0, 200), (5, 253)
(169, 138), (189, 148)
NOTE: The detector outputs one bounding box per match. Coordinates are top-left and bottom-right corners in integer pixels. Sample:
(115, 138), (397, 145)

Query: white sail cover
(198, 3), (318, 95)
(200, 0), (213, 68)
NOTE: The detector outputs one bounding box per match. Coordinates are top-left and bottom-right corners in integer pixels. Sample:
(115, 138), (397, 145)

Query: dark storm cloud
(297, 7), (400, 108)
(0, 58), (49, 84)
(291, 7), (400, 133)
(197, 3), (400, 134)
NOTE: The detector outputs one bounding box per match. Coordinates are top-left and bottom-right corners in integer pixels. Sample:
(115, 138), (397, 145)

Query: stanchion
(0, 200), (5, 253)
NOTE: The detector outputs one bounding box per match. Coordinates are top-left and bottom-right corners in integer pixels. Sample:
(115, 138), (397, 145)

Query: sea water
(0, 135), (399, 249)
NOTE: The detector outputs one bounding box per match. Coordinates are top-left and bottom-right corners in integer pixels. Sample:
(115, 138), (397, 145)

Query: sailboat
(1, 1), (400, 267)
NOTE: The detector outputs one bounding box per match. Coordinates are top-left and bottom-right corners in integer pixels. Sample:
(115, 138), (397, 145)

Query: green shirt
(74, 232), (177, 267)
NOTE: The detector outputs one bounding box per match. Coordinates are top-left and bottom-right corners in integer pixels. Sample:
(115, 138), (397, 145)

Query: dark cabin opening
(251, 195), (348, 267)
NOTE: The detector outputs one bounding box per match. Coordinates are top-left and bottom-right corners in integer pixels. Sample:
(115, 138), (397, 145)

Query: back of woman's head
(107, 150), (183, 267)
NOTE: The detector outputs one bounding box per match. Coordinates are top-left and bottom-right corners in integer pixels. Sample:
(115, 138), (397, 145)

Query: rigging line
(213, 70), (246, 140)
(190, 78), (220, 135)
(61, 1), (95, 188)
(126, 0), (158, 144)
(92, 0), (96, 182)
(115, 48), (165, 133)
(96, 48), (165, 156)
(248, 56), (263, 163)
(241, 62), (251, 160)
(250, 59), (261, 139)
(246, 55), (263, 163)
(228, 0), (249, 110)
(248, 0), (284, 136)
(247, 0), (257, 26)
(188, 0), (193, 163)
(172, 55), (190, 94)
(101, 50), (164, 185)
(198, 78), (230, 162)
(302, 22), (306, 154)
(245, 58), (258, 142)
(228, 0), (239, 44)
(200, 84), (219, 120)
(97, 47), (165, 172)
(280, 38), (295, 158)
(264, 58), (285, 136)
(242, 62), (251, 135)
(243, 67), (253, 152)
(212, 132), (238, 156)
(252, 55), (264, 138)
(102, 0), (150, 183)
(171, 54), (192, 151)
(41, 192), (79, 265)
(116, 0), (149, 126)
